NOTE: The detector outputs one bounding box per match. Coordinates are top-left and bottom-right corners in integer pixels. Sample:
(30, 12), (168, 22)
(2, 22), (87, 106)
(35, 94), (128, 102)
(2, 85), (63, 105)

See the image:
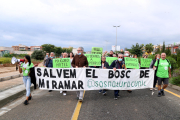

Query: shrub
(177, 54), (180, 68)
(166, 56), (178, 73)
(171, 54), (177, 61)
(170, 76), (180, 86)
(0, 57), (11, 64)
(31, 50), (45, 60)
(148, 55), (155, 60)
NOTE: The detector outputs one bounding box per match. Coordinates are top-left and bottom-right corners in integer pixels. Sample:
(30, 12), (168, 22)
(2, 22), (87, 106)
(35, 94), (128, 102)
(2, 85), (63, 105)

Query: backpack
(156, 59), (171, 71)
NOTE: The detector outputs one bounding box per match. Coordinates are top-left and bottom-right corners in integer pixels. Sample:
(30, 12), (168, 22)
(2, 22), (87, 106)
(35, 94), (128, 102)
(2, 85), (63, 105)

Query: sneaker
(153, 88), (157, 91)
(158, 92), (161, 97)
(117, 95), (120, 97)
(49, 90), (52, 92)
(114, 97), (118, 100)
(28, 96), (32, 101)
(161, 89), (165, 96)
(99, 91), (102, 93)
(150, 88), (153, 91)
(79, 99), (83, 102)
(24, 100), (29, 105)
(103, 92), (107, 96)
(60, 91), (63, 93)
(63, 93), (66, 96)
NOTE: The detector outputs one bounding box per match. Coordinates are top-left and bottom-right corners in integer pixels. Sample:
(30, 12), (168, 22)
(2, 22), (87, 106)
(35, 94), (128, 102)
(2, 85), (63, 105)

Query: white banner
(35, 67), (154, 91)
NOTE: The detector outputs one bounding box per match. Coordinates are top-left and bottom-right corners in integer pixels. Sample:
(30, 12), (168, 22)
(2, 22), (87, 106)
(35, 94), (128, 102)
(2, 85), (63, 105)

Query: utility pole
(113, 25), (120, 53)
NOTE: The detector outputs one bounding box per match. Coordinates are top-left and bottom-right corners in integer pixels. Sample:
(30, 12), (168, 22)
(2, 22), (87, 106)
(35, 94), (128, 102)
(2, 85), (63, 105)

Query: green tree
(128, 43), (144, 57)
(165, 47), (171, 56)
(145, 43), (154, 54)
(161, 41), (165, 52)
(31, 50), (45, 60)
(42, 44), (55, 54)
(55, 47), (62, 57)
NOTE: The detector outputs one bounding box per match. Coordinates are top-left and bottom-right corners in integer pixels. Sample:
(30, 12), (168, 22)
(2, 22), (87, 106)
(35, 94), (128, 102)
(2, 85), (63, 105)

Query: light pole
(113, 25), (120, 52)
(105, 40), (108, 51)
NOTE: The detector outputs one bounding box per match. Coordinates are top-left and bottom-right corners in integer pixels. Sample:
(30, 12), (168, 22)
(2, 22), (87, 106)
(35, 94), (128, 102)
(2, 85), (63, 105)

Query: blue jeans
(114, 90), (119, 97)
(23, 76), (31, 97)
(99, 90), (106, 93)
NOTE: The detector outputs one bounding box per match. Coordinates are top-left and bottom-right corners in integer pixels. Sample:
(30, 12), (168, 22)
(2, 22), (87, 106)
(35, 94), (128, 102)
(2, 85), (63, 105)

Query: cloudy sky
(0, 0), (179, 52)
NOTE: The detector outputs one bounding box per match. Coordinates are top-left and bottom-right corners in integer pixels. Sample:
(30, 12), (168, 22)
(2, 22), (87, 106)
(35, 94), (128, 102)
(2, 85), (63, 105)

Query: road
(0, 87), (180, 120)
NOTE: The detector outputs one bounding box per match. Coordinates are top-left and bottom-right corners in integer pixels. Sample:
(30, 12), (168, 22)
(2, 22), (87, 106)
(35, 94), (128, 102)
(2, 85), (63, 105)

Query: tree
(128, 43), (144, 57)
(145, 43), (154, 54)
(42, 44), (56, 54)
(165, 47), (171, 56)
(55, 47), (62, 57)
(31, 50), (45, 60)
(161, 41), (165, 53)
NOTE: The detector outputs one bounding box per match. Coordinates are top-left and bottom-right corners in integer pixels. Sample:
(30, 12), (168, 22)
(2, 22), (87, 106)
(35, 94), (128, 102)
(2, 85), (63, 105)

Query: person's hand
(134, 68), (136, 69)
(105, 51), (107, 54)
(169, 74), (171, 78)
(83, 66), (86, 68)
(153, 66), (156, 70)
(113, 68), (116, 71)
(125, 68), (127, 70)
(76, 66), (78, 68)
(94, 66), (96, 67)
(103, 67), (106, 69)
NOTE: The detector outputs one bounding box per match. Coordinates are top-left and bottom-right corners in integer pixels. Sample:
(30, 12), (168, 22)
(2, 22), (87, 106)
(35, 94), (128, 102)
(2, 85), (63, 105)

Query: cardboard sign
(141, 58), (152, 67)
(91, 47), (103, 54)
(124, 57), (139, 69)
(53, 58), (71, 68)
(106, 57), (118, 66)
(84, 54), (101, 66)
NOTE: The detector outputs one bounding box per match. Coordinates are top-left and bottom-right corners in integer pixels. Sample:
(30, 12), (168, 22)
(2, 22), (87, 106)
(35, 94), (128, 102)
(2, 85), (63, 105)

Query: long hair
(25, 55), (31, 66)
(70, 52), (74, 57)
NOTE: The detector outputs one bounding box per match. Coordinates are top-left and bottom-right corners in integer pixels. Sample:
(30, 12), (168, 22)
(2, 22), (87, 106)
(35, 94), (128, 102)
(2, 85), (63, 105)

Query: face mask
(118, 58), (122, 61)
(46, 55), (48, 57)
(124, 54), (129, 56)
(157, 58), (159, 60)
(50, 56), (54, 59)
(78, 53), (81, 55)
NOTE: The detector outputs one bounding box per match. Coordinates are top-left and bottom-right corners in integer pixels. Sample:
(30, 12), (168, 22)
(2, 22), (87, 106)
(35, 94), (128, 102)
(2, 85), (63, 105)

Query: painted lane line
(71, 91), (85, 120)
(164, 89), (180, 98)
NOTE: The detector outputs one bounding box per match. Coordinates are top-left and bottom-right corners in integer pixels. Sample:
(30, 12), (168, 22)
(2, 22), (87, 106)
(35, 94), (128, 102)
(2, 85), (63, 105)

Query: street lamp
(113, 25), (120, 52)
(105, 40), (108, 51)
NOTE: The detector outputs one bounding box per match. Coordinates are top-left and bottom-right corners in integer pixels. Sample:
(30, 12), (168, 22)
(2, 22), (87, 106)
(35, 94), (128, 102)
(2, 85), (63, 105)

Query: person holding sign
(149, 54), (160, 91)
(153, 53), (171, 97)
(140, 55), (149, 69)
(71, 47), (88, 102)
(103, 50), (114, 57)
(45, 52), (55, 92)
(98, 56), (110, 95)
(109, 54), (124, 100)
(19, 55), (34, 105)
(124, 51), (133, 93)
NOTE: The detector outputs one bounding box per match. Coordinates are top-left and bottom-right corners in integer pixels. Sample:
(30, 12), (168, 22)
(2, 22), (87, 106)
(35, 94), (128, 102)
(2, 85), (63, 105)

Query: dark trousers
(99, 90), (106, 93)
(153, 75), (158, 88)
(114, 90), (119, 97)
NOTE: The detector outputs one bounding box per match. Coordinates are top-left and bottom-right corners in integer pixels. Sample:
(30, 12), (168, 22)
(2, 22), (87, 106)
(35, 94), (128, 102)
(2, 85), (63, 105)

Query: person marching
(109, 54), (125, 100)
(98, 56), (110, 95)
(71, 47), (88, 102)
(43, 52), (49, 67)
(149, 54), (160, 91)
(19, 55), (34, 105)
(153, 53), (171, 97)
(69, 52), (74, 68)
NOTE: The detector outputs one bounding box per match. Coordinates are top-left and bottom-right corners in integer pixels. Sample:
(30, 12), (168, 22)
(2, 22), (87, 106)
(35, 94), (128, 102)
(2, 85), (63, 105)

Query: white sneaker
(60, 91), (63, 93)
(150, 88), (153, 91)
(63, 93), (66, 96)
(154, 88), (157, 90)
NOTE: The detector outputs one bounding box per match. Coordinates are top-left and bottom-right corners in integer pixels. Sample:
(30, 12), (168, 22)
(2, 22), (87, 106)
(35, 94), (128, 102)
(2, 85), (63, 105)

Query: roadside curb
(168, 83), (180, 91)
(0, 74), (23, 82)
(0, 85), (36, 108)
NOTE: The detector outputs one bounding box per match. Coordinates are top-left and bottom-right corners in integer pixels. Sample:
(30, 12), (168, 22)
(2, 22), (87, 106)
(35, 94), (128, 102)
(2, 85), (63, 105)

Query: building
(30, 46), (42, 51)
(12, 44), (29, 51)
(0, 47), (14, 57)
(13, 51), (33, 56)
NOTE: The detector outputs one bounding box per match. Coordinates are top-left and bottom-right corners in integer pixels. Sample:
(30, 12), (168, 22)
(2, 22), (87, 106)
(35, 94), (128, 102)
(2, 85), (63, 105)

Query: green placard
(53, 58), (71, 68)
(91, 47), (103, 54)
(106, 57), (118, 66)
(84, 54), (101, 66)
(141, 58), (152, 67)
(125, 57), (139, 69)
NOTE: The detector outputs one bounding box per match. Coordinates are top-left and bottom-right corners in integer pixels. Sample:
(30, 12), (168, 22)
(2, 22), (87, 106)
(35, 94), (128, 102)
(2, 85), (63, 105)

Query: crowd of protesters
(18, 47), (171, 105)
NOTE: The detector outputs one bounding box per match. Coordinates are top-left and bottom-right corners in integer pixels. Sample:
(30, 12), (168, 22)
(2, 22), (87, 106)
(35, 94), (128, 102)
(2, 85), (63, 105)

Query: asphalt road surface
(0, 87), (180, 120)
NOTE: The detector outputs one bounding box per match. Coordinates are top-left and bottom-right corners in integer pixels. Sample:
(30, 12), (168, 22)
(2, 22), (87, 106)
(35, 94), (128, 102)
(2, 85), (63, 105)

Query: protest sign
(35, 67), (154, 91)
(91, 47), (103, 54)
(141, 58), (152, 67)
(106, 57), (118, 66)
(53, 58), (71, 68)
(84, 54), (101, 66)
(124, 57), (139, 69)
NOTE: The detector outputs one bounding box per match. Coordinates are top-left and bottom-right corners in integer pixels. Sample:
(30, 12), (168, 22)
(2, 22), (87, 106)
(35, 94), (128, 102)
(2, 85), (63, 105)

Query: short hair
(118, 54), (124, 57)
(78, 47), (84, 51)
(161, 53), (166, 56)
(50, 52), (54, 55)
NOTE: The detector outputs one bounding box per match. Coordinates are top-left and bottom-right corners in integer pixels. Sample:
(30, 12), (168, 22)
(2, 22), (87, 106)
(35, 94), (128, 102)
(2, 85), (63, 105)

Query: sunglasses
(118, 57), (123, 58)
(77, 50), (82, 51)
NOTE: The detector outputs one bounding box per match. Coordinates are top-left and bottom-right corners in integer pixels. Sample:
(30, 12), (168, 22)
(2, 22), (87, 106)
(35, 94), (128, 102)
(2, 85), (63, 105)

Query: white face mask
(125, 53), (129, 56)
